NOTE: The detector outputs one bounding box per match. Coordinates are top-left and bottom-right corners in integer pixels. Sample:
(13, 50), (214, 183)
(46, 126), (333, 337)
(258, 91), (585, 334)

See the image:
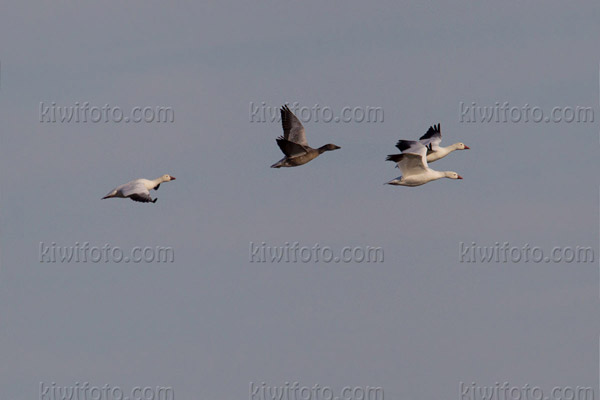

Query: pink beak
(457, 175), (463, 179)
(170, 176), (176, 180)
(464, 145), (470, 149)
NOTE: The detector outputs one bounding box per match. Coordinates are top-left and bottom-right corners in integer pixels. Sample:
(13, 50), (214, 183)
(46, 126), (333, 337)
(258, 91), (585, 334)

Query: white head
(454, 142), (470, 150)
(444, 171), (463, 180)
(161, 174), (176, 182)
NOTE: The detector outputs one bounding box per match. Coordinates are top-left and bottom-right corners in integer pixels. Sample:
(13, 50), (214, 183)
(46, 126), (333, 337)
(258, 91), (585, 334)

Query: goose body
(271, 105), (340, 168)
(102, 174), (176, 203)
(386, 141), (462, 186)
(412, 123), (469, 163)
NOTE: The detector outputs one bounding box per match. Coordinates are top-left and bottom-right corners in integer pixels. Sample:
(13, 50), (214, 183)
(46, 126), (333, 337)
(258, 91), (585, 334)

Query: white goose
(102, 174), (176, 203)
(400, 123), (469, 163)
(386, 141), (462, 186)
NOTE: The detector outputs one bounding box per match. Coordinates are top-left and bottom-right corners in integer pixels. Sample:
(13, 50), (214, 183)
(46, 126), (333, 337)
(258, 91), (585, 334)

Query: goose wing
(419, 123), (442, 151)
(129, 193), (156, 203)
(276, 136), (308, 157)
(395, 139), (424, 153)
(281, 105), (308, 146)
(387, 141), (429, 177)
(121, 181), (153, 202)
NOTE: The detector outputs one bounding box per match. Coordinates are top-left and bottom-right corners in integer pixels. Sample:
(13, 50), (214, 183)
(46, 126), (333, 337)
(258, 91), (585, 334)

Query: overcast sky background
(0, 1), (599, 399)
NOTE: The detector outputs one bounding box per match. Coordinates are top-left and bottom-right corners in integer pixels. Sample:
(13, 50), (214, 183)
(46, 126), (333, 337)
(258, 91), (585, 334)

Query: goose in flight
(271, 105), (340, 168)
(402, 123), (469, 163)
(386, 141), (462, 186)
(102, 174), (176, 203)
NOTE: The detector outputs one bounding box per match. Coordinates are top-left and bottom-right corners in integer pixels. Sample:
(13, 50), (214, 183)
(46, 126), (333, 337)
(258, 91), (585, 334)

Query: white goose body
(425, 142), (466, 162)
(386, 141), (462, 187)
(416, 123), (469, 163)
(102, 174), (176, 203)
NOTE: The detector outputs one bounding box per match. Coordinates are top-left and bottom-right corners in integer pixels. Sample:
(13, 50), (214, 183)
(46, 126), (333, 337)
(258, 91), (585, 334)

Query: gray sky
(0, 1), (599, 399)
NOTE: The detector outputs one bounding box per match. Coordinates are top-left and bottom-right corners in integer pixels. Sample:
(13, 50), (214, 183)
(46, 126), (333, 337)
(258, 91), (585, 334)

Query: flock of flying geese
(102, 105), (470, 203)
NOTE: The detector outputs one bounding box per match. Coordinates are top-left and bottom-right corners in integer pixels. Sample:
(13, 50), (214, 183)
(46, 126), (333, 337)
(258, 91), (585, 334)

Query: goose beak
(464, 145), (470, 149)
(170, 176), (176, 180)
(457, 175), (463, 179)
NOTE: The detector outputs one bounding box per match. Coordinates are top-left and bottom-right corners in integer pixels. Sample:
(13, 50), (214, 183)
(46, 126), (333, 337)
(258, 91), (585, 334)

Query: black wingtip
(395, 140), (416, 152)
(419, 123), (441, 140)
(386, 154), (403, 162)
(152, 198), (158, 203)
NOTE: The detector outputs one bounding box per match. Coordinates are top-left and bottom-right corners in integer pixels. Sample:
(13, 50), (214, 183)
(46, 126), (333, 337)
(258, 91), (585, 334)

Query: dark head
(318, 144), (341, 153)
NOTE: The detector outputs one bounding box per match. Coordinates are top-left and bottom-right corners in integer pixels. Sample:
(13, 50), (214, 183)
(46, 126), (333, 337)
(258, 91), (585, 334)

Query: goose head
(444, 171), (463, 180)
(161, 174), (176, 182)
(455, 142), (470, 150)
(318, 144), (341, 153)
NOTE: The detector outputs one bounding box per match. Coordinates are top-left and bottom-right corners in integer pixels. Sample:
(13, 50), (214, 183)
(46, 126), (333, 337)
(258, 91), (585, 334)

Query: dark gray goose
(270, 105), (340, 168)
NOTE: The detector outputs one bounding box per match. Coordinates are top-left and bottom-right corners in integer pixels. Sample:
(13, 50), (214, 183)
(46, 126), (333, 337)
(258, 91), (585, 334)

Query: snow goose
(386, 141), (462, 186)
(102, 174), (176, 203)
(402, 123), (469, 163)
(271, 105), (340, 168)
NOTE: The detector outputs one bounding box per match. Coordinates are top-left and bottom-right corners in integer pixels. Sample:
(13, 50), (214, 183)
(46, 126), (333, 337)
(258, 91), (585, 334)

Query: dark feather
(129, 193), (156, 203)
(395, 140), (418, 152)
(280, 105), (293, 139)
(386, 154), (404, 163)
(419, 123), (441, 140)
(276, 136), (307, 157)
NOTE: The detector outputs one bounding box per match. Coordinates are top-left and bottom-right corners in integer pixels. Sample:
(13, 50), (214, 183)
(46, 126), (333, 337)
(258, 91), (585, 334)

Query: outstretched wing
(419, 123), (442, 151)
(386, 153), (428, 177)
(395, 140), (423, 153)
(386, 140), (428, 177)
(281, 105), (308, 146)
(276, 136), (308, 157)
